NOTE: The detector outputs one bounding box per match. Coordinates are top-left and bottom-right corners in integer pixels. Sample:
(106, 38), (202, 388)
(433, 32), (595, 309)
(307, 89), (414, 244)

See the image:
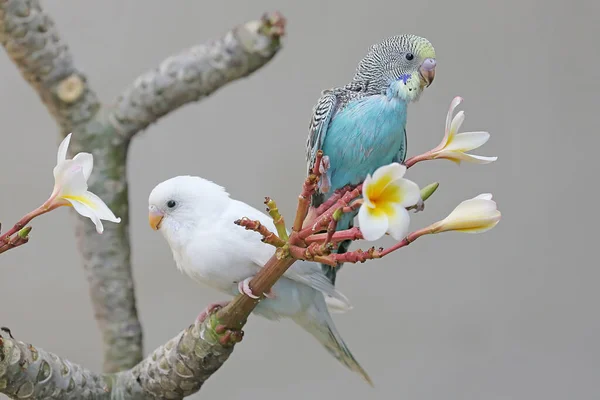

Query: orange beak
(149, 207), (164, 230)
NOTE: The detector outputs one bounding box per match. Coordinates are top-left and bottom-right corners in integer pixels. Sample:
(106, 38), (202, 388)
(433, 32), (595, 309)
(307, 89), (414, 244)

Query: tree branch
(109, 11), (286, 140)
(0, 315), (236, 399)
(0, 0), (101, 132)
(0, 0), (285, 377)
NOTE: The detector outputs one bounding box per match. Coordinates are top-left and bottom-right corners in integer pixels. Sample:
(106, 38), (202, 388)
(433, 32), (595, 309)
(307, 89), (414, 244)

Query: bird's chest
(176, 237), (258, 294)
(322, 95), (408, 188)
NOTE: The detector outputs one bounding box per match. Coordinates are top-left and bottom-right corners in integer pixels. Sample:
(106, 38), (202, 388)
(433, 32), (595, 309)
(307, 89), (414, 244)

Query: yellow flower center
(365, 174), (403, 217)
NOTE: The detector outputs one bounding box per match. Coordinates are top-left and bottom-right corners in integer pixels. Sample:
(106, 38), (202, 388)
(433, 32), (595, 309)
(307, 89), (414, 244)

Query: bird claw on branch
(212, 315), (245, 347)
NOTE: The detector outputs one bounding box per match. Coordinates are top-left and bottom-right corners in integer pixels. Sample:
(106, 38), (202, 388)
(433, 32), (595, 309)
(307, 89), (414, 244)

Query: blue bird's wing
(306, 89), (339, 207)
(392, 125), (408, 164)
(306, 89), (338, 174)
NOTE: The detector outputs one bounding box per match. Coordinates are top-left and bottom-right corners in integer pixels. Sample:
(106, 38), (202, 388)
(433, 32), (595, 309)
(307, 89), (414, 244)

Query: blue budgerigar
(305, 34), (436, 284)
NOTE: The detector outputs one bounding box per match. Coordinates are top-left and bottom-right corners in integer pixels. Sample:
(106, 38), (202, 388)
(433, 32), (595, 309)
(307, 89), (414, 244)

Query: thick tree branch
(109, 12), (286, 140)
(0, 0), (285, 377)
(0, 315), (235, 399)
(0, 0), (101, 132)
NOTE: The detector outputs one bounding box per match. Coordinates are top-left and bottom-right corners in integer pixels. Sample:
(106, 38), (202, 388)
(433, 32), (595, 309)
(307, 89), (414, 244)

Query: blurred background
(1, 0), (598, 399)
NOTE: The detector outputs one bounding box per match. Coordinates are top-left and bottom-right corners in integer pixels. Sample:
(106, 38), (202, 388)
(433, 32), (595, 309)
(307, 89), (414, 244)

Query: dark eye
(405, 53), (414, 61)
(167, 200), (176, 208)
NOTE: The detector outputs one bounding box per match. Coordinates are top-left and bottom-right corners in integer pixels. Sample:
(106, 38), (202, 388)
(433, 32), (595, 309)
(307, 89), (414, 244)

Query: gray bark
(0, 0), (283, 397)
(0, 317), (234, 399)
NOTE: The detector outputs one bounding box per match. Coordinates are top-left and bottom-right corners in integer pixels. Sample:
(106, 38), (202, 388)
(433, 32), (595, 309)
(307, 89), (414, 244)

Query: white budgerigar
(148, 175), (371, 384)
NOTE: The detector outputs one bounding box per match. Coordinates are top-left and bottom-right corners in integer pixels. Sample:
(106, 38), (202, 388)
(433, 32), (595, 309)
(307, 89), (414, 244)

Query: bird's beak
(149, 207), (164, 230)
(419, 57), (436, 88)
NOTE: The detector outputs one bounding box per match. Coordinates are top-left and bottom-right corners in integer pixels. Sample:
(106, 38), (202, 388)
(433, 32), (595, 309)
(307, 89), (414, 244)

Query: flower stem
(0, 203), (58, 244)
(0, 227), (32, 255)
(404, 152), (432, 168)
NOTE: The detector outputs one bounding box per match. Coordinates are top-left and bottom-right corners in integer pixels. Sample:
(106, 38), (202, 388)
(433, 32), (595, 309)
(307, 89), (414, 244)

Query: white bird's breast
(174, 228), (261, 295)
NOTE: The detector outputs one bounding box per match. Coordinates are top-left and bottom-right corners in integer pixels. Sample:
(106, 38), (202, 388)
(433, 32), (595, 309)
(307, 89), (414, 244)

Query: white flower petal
(393, 178), (421, 208)
(474, 193), (493, 200)
(448, 111), (465, 142)
(53, 158), (73, 182)
(358, 204), (389, 241)
(460, 219), (500, 234)
(62, 191), (121, 233)
(456, 153), (498, 164)
(439, 198), (501, 233)
(361, 174), (375, 208)
(56, 133), (72, 165)
(386, 204), (410, 240)
(444, 131), (490, 152)
(59, 164), (88, 196)
(436, 151), (498, 164)
(72, 152), (94, 181)
(370, 163), (406, 186)
(64, 197), (105, 234)
(363, 163), (408, 208)
(79, 191), (121, 223)
(446, 96), (463, 134)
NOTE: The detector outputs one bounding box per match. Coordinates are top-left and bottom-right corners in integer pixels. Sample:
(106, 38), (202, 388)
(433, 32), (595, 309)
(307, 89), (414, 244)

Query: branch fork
(220, 150), (442, 328)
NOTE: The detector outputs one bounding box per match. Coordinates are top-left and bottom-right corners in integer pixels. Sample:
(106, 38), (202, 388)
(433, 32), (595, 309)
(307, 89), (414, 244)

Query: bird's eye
(167, 200), (177, 208)
(405, 53), (414, 61)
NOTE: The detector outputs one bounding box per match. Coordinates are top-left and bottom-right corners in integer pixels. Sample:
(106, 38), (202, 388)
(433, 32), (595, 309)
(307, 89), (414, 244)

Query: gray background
(1, 0), (598, 399)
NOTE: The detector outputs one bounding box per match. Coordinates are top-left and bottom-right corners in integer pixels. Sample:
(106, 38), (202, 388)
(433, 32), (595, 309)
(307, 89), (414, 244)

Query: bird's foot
(214, 323), (245, 346)
(238, 277), (275, 299)
(197, 302), (244, 346)
(413, 198), (425, 213)
(196, 301), (230, 324)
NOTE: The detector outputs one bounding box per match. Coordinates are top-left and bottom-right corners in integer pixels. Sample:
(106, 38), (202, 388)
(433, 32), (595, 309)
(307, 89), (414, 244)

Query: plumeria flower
(432, 193), (501, 234)
(45, 133), (121, 233)
(358, 163), (421, 241)
(429, 96), (497, 164)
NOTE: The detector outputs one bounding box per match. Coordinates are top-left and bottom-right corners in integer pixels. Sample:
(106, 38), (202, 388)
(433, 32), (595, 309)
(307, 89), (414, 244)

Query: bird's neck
(161, 217), (198, 253)
(385, 77), (422, 103)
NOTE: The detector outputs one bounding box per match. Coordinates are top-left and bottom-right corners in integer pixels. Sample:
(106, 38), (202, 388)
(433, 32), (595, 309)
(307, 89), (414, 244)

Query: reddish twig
(234, 217), (285, 248)
(305, 226), (363, 245)
(292, 150), (323, 233)
(308, 226), (433, 267)
(297, 187), (361, 241)
(288, 242), (334, 262)
(341, 200), (363, 214)
(324, 210), (340, 244)
(0, 202), (61, 246)
(0, 226), (32, 255)
(1, 211), (38, 244)
(313, 184), (357, 217)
